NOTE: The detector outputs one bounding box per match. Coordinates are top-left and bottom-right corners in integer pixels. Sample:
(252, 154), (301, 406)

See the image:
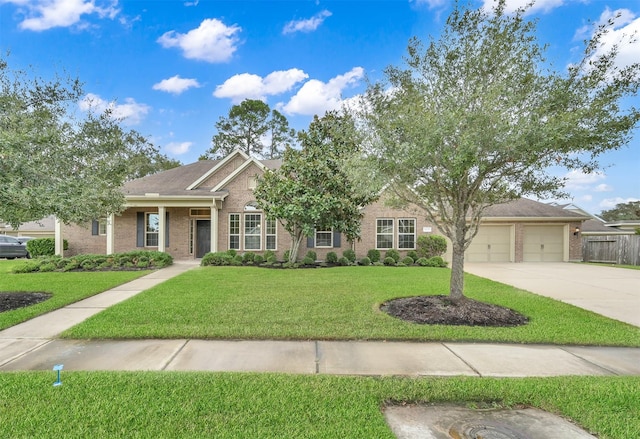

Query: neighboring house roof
(483, 198), (589, 220)
(0, 215), (55, 235)
(547, 201), (594, 218)
(581, 218), (631, 234)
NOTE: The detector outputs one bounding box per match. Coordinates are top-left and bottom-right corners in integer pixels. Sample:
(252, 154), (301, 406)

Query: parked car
(15, 236), (35, 245)
(0, 235), (30, 259)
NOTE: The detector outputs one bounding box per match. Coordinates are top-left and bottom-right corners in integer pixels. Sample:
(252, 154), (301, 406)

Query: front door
(196, 220), (211, 258)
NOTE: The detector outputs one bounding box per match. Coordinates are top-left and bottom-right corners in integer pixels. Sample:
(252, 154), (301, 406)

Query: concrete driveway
(465, 263), (640, 327)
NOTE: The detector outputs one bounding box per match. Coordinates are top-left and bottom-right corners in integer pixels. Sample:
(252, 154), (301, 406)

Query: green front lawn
(0, 372), (637, 438)
(63, 266), (640, 346)
(0, 260), (150, 331)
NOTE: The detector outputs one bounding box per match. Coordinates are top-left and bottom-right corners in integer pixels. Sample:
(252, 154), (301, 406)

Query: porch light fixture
(573, 227), (580, 236)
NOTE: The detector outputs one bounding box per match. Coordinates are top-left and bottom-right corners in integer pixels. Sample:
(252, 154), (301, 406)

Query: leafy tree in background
(267, 109), (296, 159)
(0, 58), (175, 228)
(361, 1), (639, 300)
(201, 99), (297, 160)
(254, 111), (378, 263)
(599, 201), (640, 221)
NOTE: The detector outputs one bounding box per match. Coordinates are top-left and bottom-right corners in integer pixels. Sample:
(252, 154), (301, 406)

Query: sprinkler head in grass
(53, 364), (63, 387)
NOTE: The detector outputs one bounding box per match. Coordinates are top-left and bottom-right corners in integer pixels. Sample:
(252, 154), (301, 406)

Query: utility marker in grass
(53, 364), (63, 387)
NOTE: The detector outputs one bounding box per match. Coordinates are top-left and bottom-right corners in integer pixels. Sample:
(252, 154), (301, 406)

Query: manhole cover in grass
(0, 292), (52, 313)
(384, 404), (596, 439)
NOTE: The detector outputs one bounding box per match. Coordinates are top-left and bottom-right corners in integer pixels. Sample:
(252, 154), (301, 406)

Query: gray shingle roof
(483, 198), (588, 219)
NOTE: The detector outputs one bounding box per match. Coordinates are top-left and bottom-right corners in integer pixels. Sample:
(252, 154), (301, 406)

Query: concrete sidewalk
(1, 260), (639, 377)
(465, 262), (640, 327)
(1, 338), (639, 377)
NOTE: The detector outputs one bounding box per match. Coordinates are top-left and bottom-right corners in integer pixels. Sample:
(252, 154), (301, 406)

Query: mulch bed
(0, 292), (52, 313)
(381, 295), (529, 327)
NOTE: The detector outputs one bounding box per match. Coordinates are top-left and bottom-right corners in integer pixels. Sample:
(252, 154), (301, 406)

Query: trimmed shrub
(301, 256), (315, 266)
(263, 250), (276, 261)
(305, 251), (317, 262)
(232, 254), (244, 265)
(266, 255), (278, 264)
(253, 254), (264, 264)
(226, 249), (237, 257)
(383, 256), (396, 266)
(402, 256), (414, 265)
(407, 250), (418, 261)
(385, 249), (401, 263)
(201, 252), (232, 266)
(366, 249), (380, 263)
(326, 252), (338, 264)
(337, 256), (350, 266)
(343, 249), (356, 263)
(26, 238), (68, 257)
(416, 235), (447, 259)
(428, 256), (447, 267)
(242, 252), (255, 263)
(359, 256), (371, 266)
(416, 257), (429, 266)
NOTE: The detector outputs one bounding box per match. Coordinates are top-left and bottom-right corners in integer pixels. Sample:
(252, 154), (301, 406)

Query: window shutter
(91, 220), (99, 236)
(333, 231), (341, 248)
(136, 212), (144, 247)
(165, 211), (170, 246)
(307, 236), (314, 249)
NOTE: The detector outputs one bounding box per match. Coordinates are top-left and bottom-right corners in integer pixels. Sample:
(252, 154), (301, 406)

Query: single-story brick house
(60, 150), (588, 263)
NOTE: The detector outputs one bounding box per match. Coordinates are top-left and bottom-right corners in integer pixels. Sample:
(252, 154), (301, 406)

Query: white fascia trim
(211, 157), (267, 192)
(185, 149), (251, 191)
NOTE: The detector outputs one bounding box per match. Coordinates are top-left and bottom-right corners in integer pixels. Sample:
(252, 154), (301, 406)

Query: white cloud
(599, 197), (640, 209)
(594, 183), (613, 192)
(586, 8), (640, 73)
(481, 0), (565, 15)
(79, 93), (150, 125)
(563, 169), (606, 190)
(282, 67), (365, 116)
(6, 0), (119, 31)
(283, 10), (332, 34)
(165, 141), (193, 155)
(411, 0), (448, 9)
(153, 75), (202, 95)
(157, 18), (241, 63)
(213, 69), (309, 103)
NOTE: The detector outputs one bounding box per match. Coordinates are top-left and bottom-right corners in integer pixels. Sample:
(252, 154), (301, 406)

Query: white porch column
(54, 217), (64, 257)
(106, 213), (115, 255)
(210, 203), (219, 253)
(158, 206), (166, 252)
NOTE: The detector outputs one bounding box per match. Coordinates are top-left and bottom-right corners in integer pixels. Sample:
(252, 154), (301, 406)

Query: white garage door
(466, 226), (512, 262)
(523, 226), (565, 262)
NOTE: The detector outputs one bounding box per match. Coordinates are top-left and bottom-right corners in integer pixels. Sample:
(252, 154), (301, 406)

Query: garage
(466, 225), (512, 262)
(523, 225), (565, 262)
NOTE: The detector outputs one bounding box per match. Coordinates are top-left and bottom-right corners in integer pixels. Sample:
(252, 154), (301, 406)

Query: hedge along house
(59, 149), (588, 263)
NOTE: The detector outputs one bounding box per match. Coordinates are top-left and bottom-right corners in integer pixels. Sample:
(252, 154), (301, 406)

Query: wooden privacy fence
(582, 234), (640, 266)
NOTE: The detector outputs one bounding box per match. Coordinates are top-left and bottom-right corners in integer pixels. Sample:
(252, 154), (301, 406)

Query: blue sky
(1, 0), (638, 216)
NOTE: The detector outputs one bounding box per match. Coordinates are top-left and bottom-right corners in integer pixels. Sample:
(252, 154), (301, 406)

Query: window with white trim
(376, 219), (394, 249)
(266, 218), (277, 250)
(315, 229), (333, 248)
(398, 219), (416, 249)
(229, 213), (240, 250)
(98, 219), (107, 236)
(244, 213), (262, 250)
(145, 213), (159, 247)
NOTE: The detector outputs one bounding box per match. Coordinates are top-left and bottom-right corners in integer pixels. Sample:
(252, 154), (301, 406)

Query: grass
(582, 262), (640, 270)
(0, 260), (150, 331)
(0, 372), (637, 438)
(63, 266), (640, 346)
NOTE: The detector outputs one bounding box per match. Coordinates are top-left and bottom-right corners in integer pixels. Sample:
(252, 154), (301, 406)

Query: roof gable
(186, 149), (250, 190)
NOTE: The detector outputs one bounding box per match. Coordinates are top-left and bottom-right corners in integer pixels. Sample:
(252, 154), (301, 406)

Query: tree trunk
(449, 220), (467, 301)
(289, 231), (304, 263)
